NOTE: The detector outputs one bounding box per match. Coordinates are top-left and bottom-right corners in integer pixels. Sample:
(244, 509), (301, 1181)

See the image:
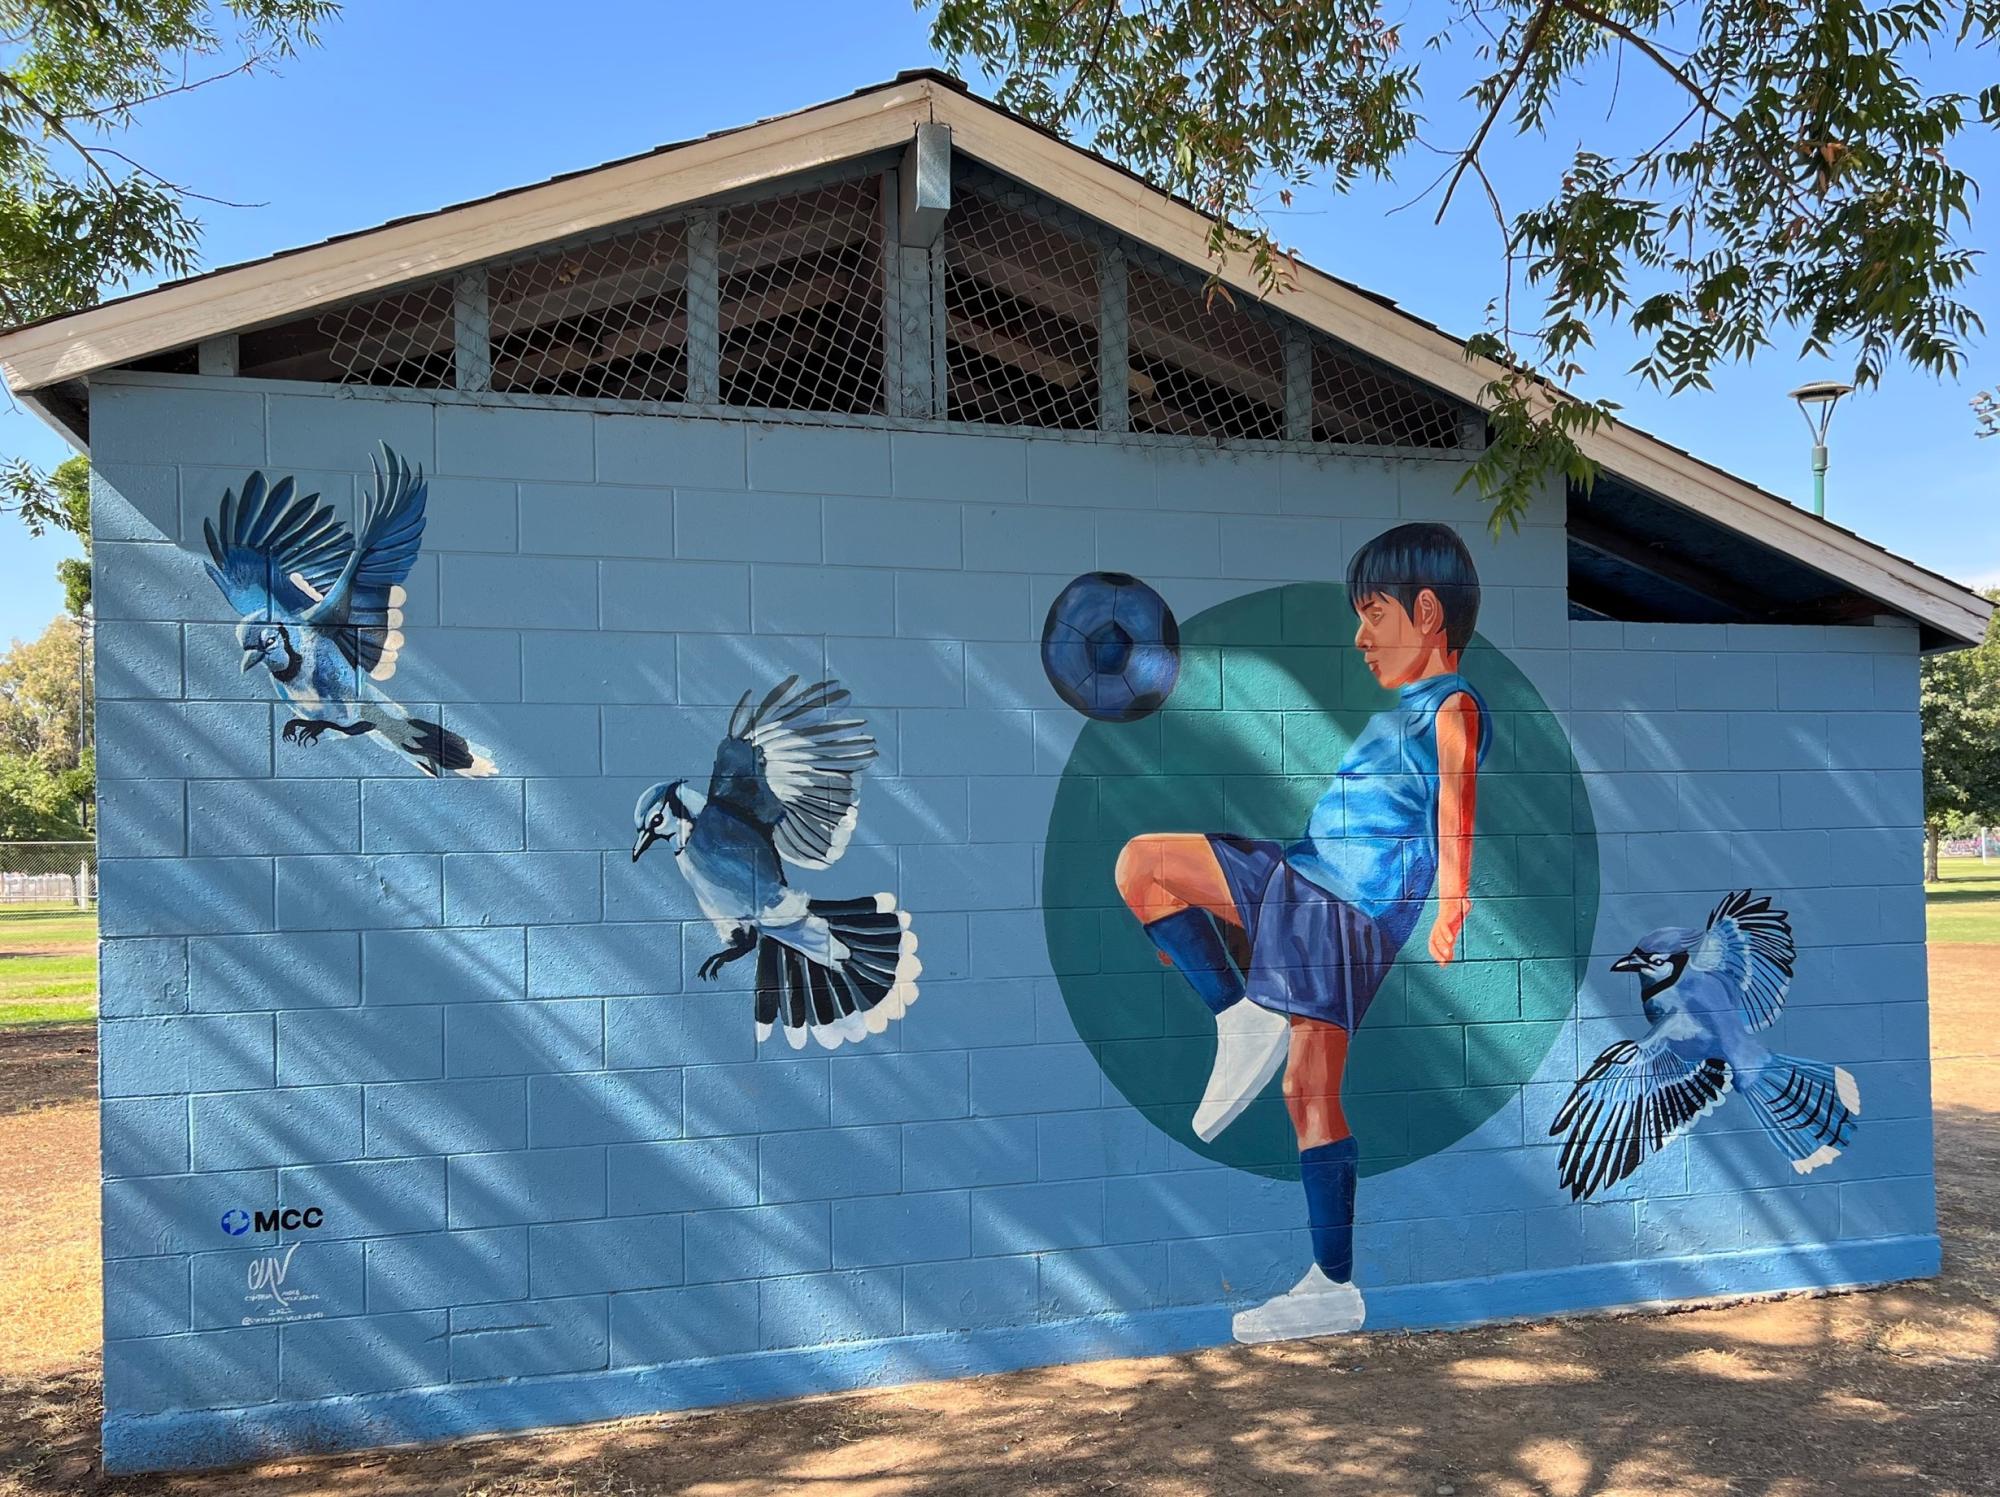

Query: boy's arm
(1428, 693), (1480, 965)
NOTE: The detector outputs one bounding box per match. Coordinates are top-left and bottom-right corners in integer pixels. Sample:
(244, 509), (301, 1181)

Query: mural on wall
(1041, 571), (1181, 723)
(632, 676), (919, 1049)
(1087, 522), (1511, 1345)
(1552, 891), (1862, 1200)
(202, 443), (495, 777)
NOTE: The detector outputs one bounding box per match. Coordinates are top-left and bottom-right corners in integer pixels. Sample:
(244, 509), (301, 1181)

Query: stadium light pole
(1789, 380), (1854, 518)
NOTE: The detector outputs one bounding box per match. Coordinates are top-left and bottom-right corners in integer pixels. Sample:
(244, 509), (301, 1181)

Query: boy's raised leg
(1115, 834), (1289, 1141)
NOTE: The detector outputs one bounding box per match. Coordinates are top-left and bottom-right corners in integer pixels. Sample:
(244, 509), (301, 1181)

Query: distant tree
(0, 747), (89, 839)
(1921, 589), (2000, 882)
(0, 1), (339, 531)
(0, 612), (88, 771)
(929, 0), (2000, 523)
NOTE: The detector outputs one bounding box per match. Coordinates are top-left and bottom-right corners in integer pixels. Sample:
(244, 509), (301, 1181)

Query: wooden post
(196, 335), (238, 378)
(1284, 327), (1313, 443)
(1097, 245), (1128, 433)
(929, 239), (949, 420)
(880, 171), (904, 416)
(451, 271), (492, 393)
(684, 210), (721, 405)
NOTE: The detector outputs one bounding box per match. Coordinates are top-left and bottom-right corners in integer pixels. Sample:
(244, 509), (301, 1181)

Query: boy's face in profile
(1352, 588), (1450, 688)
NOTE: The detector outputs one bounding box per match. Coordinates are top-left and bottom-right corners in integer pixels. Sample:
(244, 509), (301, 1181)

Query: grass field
(1928, 854), (2000, 944)
(0, 902), (96, 1028)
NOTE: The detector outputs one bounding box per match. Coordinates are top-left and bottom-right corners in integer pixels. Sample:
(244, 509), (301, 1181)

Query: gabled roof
(1, 69), (1986, 646)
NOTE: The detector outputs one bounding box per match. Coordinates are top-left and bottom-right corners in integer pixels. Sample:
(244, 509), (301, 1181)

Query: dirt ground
(1, 955), (1994, 1497)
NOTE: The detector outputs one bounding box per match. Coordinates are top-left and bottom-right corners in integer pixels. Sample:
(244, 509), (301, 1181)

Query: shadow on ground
(2, 983), (1996, 1496)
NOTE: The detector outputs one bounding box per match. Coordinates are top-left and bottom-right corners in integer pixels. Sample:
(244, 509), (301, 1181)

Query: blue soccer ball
(1042, 571), (1181, 723)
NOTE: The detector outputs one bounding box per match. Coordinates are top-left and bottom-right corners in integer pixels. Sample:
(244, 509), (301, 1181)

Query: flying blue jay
(1551, 890), (1860, 1200)
(632, 677), (919, 1049)
(202, 444), (493, 778)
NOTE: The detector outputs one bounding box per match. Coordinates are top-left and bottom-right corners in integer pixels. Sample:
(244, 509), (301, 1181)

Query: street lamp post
(1789, 380), (1854, 518)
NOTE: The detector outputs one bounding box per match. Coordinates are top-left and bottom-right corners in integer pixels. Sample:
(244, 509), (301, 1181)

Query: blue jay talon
(699, 928), (758, 981)
(283, 717), (373, 746)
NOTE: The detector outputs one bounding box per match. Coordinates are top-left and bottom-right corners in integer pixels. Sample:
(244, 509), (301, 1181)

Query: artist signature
(240, 1242), (323, 1325)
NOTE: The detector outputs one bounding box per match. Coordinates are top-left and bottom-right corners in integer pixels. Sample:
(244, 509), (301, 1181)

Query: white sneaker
(1190, 999), (1289, 1142)
(1231, 1265), (1367, 1344)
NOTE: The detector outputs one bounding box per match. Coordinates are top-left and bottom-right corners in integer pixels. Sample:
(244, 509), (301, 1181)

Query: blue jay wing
(733, 676), (879, 870)
(202, 470), (352, 619)
(1689, 889), (1796, 1030)
(347, 445), (429, 596)
(308, 445), (428, 677)
(1551, 1033), (1731, 1200)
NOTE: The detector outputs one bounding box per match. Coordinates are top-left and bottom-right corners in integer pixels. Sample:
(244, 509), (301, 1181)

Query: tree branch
(0, 75), (118, 188)
(72, 52), (269, 123)
(1437, 0), (1559, 223)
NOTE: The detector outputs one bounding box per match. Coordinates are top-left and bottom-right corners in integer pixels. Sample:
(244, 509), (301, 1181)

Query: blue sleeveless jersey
(1285, 672), (1488, 944)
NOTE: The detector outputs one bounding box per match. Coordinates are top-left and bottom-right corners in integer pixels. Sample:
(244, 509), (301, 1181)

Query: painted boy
(1115, 522), (1486, 1342)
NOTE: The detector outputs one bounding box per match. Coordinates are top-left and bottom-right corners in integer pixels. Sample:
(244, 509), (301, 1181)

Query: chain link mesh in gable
(942, 187), (1101, 430)
(236, 278), (458, 388)
(486, 220), (689, 402)
(1311, 339), (1466, 449)
(1123, 257), (1288, 441)
(716, 178), (885, 415)
(227, 160), (1475, 451)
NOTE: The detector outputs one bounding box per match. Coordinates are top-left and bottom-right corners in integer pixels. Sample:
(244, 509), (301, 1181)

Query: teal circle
(1041, 582), (1597, 1181)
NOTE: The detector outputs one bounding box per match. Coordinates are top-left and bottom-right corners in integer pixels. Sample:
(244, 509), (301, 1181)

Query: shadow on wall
(89, 456), (1932, 1428)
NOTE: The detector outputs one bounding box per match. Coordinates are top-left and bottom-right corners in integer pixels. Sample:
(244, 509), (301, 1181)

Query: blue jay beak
(240, 647), (262, 673)
(632, 827), (659, 863)
(1610, 952), (1644, 973)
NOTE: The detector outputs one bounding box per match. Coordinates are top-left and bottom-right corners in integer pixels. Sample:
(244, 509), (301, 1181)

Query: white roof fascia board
(0, 79), (938, 392)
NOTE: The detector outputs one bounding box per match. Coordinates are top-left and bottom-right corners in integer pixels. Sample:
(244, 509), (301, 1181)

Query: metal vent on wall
(199, 157), (1481, 451)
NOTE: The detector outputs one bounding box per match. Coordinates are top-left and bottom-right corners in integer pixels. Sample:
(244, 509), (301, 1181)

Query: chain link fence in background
(0, 842), (96, 907)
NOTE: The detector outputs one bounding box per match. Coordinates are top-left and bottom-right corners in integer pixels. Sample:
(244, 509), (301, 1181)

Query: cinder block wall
(89, 374), (1935, 1471)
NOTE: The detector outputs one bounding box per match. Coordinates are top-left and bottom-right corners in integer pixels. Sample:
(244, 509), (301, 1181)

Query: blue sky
(2, 0), (1994, 645)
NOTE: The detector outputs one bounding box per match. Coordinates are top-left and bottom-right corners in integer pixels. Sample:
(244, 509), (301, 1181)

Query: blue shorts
(1206, 835), (1402, 1032)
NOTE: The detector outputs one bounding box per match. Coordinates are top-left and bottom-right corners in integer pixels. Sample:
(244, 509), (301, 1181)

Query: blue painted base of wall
(104, 1234), (1940, 1474)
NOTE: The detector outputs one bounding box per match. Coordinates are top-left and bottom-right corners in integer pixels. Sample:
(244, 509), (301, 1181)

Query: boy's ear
(1413, 587), (1445, 638)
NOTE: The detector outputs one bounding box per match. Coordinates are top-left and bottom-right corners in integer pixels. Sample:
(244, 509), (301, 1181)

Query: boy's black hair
(1344, 522), (1481, 653)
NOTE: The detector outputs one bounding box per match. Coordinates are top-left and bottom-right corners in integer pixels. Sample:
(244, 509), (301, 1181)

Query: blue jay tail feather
(394, 717), (498, 779)
(1739, 1055), (1861, 1174)
(754, 895), (920, 1050)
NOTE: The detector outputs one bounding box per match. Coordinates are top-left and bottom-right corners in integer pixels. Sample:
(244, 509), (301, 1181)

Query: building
(2, 71), (1984, 1474)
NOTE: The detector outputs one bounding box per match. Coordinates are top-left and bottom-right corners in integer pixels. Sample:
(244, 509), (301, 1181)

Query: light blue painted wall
(90, 375), (1934, 1471)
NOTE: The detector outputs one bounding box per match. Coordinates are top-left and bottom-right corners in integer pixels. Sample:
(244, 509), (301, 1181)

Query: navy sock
(1142, 908), (1245, 1015)
(1300, 1137), (1358, 1282)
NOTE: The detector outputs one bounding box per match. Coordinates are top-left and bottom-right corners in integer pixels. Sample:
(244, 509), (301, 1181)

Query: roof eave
(0, 74), (941, 393)
(2, 71), (1985, 646)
